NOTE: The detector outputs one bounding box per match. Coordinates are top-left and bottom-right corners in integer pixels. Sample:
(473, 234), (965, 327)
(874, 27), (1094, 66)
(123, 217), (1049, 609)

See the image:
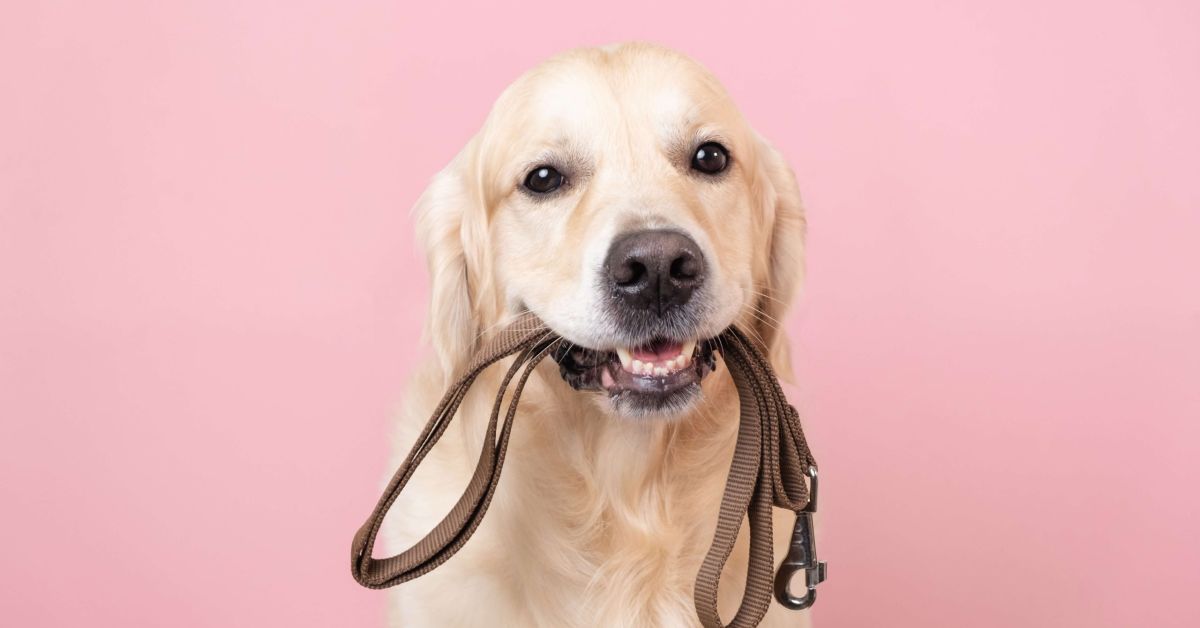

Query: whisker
(746, 303), (785, 331)
(748, 288), (789, 307)
(738, 316), (774, 349)
(745, 310), (780, 335)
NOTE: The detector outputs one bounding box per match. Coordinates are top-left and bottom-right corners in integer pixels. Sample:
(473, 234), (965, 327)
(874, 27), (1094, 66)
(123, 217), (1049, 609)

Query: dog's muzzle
(552, 338), (718, 414)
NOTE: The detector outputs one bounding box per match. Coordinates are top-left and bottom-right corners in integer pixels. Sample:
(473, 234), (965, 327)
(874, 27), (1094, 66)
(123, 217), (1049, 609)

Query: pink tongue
(631, 341), (683, 362)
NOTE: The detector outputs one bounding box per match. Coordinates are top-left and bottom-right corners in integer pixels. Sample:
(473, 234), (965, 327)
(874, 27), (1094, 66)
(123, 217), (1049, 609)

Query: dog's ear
(752, 136), (806, 380)
(413, 136), (491, 384)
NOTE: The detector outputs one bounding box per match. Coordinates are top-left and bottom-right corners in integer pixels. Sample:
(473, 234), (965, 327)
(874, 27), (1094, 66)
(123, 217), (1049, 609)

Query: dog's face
(418, 44), (804, 419)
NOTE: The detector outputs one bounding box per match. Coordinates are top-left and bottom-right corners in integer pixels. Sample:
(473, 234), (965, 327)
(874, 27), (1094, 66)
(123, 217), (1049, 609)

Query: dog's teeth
(679, 354), (692, 368)
(653, 367), (667, 377)
(682, 339), (697, 358)
(616, 348), (633, 371)
(632, 359), (645, 374)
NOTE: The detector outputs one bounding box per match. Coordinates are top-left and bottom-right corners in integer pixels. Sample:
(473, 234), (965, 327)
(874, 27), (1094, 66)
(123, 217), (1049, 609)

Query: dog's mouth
(552, 336), (718, 416)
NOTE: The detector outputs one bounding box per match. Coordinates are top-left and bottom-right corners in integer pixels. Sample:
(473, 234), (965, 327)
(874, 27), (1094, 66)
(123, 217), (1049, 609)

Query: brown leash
(350, 313), (826, 627)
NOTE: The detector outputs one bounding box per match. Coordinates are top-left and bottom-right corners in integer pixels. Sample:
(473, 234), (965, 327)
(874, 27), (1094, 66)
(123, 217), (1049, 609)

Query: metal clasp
(774, 466), (827, 610)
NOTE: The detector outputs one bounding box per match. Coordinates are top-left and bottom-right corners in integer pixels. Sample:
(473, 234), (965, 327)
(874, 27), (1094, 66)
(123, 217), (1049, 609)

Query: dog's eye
(524, 166), (564, 194)
(691, 142), (729, 174)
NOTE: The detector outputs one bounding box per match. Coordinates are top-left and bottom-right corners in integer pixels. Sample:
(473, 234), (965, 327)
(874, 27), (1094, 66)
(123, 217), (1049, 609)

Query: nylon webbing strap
(350, 314), (820, 627)
(692, 326), (817, 627)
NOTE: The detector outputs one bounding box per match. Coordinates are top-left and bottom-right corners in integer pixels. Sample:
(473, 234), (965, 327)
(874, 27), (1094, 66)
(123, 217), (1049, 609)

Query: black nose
(605, 229), (706, 315)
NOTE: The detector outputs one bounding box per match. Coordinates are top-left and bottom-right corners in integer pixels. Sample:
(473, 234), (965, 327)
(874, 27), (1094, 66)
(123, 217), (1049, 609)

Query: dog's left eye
(524, 166), (564, 194)
(691, 142), (729, 174)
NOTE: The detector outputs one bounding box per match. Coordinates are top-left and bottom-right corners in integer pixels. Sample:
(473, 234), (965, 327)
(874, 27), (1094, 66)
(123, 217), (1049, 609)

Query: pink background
(2, 1), (1198, 626)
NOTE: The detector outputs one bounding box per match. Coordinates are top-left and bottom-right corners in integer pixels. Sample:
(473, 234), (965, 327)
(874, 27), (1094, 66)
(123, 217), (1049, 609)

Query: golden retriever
(383, 42), (809, 628)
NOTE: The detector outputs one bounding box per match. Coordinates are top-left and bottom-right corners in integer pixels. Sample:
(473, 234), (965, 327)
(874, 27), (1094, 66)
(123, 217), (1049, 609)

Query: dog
(383, 43), (809, 628)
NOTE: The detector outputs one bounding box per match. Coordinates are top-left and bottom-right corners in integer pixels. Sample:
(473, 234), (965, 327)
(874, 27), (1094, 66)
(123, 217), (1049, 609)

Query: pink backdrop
(2, 1), (1198, 626)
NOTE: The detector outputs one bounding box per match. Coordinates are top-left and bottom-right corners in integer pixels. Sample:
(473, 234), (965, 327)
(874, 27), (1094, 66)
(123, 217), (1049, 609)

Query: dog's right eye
(524, 166), (564, 194)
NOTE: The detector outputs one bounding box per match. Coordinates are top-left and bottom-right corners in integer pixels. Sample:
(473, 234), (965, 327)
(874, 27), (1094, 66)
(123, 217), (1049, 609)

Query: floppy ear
(413, 137), (491, 384)
(752, 136), (807, 380)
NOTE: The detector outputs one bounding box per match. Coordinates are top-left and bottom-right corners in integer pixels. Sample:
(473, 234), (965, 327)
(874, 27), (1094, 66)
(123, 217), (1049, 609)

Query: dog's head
(416, 43), (804, 419)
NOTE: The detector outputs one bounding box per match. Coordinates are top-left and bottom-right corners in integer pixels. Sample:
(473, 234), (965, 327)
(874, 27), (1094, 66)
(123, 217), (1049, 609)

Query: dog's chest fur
(382, 360), (808, 628)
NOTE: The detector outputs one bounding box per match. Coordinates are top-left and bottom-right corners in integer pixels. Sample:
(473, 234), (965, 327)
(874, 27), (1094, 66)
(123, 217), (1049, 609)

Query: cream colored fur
(383, 43), (811, 628)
